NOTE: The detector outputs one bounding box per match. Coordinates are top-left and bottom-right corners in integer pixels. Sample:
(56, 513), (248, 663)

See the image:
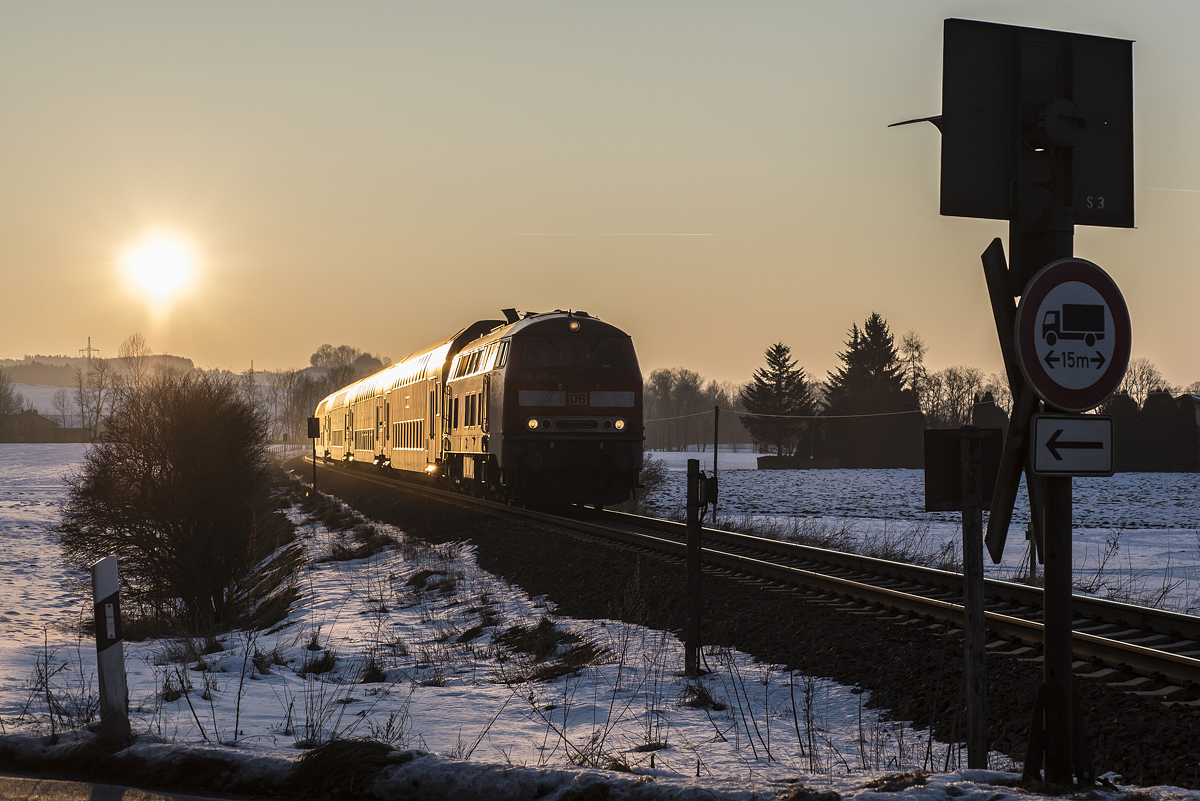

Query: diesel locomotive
(312, 309), (643, 506)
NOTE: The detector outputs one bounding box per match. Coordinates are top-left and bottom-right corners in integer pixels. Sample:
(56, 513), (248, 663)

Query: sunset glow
(121, 235), (194, 305)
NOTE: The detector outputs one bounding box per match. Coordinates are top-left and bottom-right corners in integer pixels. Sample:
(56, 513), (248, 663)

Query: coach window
(453, 396), (459, 430)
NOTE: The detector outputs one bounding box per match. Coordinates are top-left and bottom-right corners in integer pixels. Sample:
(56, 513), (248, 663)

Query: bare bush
(57, 370), (293, 630)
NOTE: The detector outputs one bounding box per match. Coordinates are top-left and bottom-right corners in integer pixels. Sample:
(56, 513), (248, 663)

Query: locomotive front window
(521, 337), (630, 369)
(580, 338), (629, 369)
(522, 337), (574, 368)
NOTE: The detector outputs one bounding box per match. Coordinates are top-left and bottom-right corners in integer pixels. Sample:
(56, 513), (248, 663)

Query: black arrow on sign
(1091, 351), (1106, 370)
(1044, 350), (1059, 369)
(1045, 428), (1104, 461)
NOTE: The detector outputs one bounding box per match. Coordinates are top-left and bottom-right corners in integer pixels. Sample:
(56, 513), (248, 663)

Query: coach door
(427, 379), (439, 464)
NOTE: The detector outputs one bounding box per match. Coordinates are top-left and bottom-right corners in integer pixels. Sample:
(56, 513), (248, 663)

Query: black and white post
(91, 555), (131, 741)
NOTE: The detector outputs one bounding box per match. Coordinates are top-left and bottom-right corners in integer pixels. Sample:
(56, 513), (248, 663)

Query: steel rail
(303, 458), (1200, 688)
(596, 509), (1200, 643)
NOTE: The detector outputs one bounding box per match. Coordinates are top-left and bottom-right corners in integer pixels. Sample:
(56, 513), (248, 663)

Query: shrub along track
(288, 458), (1200, 789)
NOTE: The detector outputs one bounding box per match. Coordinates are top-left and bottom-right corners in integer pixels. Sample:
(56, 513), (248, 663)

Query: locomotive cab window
(522, 336), (630, 369)
(522, 337), (574, 368)
(495, 340), (510, 368)
(580, 338), (629, 369)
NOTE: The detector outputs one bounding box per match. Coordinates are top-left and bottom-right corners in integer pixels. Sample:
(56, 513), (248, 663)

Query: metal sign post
(924, 427), (1002, 770)
(896, 17), (1133, 785)
(91, 556), (130, 742)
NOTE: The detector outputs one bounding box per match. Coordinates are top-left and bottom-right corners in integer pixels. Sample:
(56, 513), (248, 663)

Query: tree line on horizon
(0, 334), (391, 443)
(645, 312), (1200, 471)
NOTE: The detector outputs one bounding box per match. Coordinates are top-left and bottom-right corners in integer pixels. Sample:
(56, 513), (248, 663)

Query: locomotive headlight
(614, 418), (626, 431)
(527, 418), (539, 430)
(569, 320), (580, 331)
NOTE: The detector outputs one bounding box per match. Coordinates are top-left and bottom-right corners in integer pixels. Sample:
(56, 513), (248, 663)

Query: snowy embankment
(0, 444), (1196, 800)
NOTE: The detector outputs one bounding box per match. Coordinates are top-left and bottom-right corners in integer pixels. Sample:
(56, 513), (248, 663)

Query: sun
(121, 235), (195, 305)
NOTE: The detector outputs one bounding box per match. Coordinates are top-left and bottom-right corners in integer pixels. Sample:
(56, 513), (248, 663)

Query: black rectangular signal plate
(939, 18), (1133, 228)
(923, 428), (1004, 512)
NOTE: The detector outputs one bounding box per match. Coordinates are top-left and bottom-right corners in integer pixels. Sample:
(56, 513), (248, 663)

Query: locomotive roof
(473, 310), (630, 342)
(313, 311), (629, 412)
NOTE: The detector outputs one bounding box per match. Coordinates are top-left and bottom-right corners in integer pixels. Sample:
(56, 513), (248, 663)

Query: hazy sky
(2, 1), (1197, 388)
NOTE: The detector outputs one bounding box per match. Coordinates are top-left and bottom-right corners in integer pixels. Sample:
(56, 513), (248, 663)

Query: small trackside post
(307, 417), (321, 494)
(960, 427), (987, 769)
(712, 406), (720, 521)
(92, 555), (130, 742)
(684, 458), (701, 678)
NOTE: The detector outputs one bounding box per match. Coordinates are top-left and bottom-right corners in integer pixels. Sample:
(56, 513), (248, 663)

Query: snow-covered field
(645, 451), (1200, 614)
(1, 443), (1197, 800)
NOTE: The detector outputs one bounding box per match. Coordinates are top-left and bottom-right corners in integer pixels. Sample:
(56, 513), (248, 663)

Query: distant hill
(0, 354), (196, 386)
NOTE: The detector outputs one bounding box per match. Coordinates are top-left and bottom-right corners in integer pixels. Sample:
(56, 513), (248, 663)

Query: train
(312, 309), (644, 507)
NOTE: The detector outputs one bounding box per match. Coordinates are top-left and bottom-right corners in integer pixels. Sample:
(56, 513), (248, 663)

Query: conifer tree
(738, 343), (815, 456)
(823, 313), (922, 468)
(824, 313), (911, 416)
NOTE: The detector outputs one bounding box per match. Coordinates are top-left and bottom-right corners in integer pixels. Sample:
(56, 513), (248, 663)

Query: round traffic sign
(1015, 258), (1131, 413)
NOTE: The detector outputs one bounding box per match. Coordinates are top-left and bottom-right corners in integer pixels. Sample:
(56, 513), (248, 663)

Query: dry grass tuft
(494, 616), (580, 661)
(297, 649), (337, 677)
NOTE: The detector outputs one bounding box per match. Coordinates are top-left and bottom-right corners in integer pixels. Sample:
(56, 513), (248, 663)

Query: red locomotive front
(493, 312), (643, 506)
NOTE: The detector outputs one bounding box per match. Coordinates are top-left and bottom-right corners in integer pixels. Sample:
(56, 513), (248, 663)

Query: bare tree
(52, 388), (73, 427)
(0, 367), (26, 416)
(117, 332), (153, 389)
(1120, 357), (1174, 408)
(900, 329), (928, 398)
(72, 358), (121, 435)
(280, 370), (325, 442)
(1187, 380), (1200, 396)
(922, 365), (984, 428)
(981, 372), (1013, 415)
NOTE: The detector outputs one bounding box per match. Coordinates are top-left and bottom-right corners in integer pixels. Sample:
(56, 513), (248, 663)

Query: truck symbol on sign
(1042, 304), (1105, 347)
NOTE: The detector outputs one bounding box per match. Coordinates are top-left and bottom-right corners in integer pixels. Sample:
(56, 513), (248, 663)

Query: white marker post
(91, 556), (131, 741)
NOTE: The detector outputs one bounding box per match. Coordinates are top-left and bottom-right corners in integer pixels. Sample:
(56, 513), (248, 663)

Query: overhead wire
(645, 407), (924, 424)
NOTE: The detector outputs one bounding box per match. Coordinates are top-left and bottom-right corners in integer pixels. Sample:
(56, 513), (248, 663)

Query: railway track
(302, 458), (1200, 701)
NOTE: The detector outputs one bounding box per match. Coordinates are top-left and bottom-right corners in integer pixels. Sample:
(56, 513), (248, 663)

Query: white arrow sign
(1031, 414), (1114, 476)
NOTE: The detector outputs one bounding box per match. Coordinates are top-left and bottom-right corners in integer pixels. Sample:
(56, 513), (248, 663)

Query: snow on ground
(1, 443), (1197, 800)
(645, 451), (1200, 614)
